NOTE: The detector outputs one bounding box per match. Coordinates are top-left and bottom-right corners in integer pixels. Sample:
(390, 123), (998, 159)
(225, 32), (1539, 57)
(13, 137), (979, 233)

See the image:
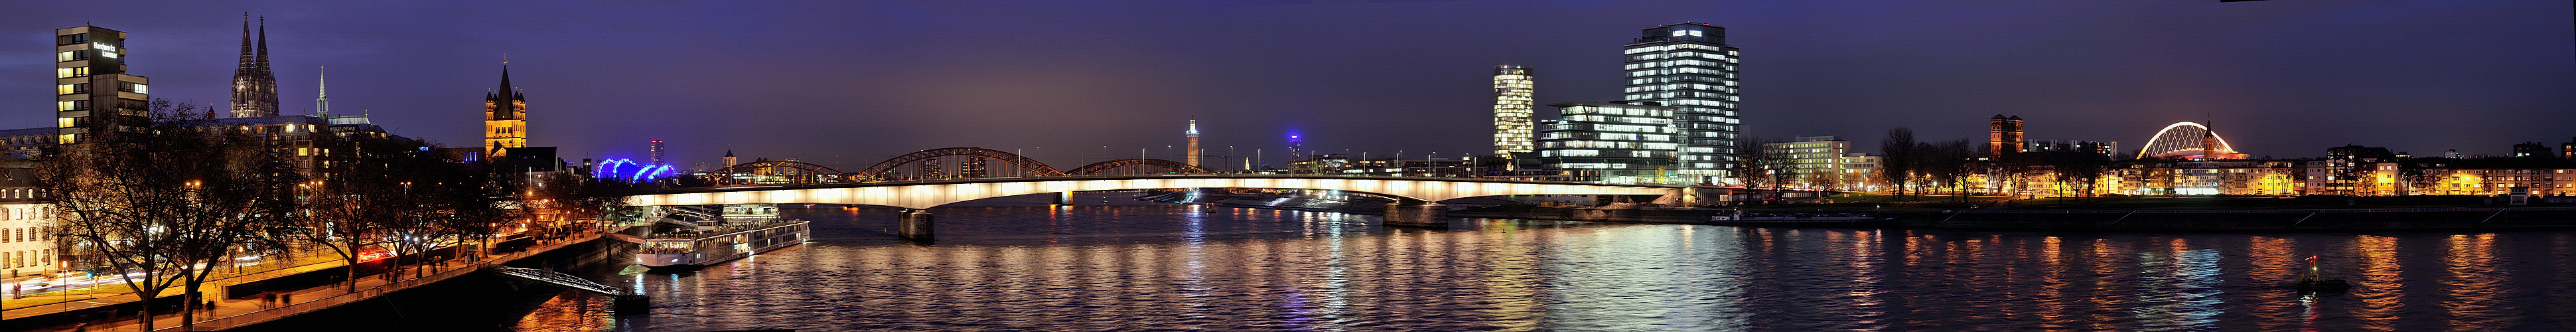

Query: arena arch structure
(2138, 122), (2250, 160)
(699, 160), (847, 185)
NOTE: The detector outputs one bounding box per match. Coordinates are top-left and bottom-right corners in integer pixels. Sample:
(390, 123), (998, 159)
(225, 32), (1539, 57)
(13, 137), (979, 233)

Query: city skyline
(3, 1), (2568, 168)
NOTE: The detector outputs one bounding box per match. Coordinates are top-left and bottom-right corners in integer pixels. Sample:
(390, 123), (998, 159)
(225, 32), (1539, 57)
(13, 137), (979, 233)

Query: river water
(505, 193), (2576, 331)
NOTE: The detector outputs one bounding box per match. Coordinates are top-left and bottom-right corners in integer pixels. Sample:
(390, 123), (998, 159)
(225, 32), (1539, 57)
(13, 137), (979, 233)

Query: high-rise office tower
(1492, 65), (1535, 164)
(230, 15), (279, 118)
(55, 25), (150, 145)
(1288, 133), (1303, 161)
(1987, 115), (2024, 156)
(1185, 120), (1202, 167)
(1535, 102), (1679, 184)
(1622, 23), (1741, 183)
(649, 139), (667, 165)
(484, 64), (528, 157)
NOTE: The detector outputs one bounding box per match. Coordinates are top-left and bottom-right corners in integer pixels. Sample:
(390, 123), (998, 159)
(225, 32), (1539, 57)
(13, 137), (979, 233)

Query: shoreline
(1154, 191), (2576, 232)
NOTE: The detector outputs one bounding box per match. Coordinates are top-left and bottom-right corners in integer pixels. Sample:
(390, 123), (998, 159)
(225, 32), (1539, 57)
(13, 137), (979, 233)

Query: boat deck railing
(644, 219), (806, 240)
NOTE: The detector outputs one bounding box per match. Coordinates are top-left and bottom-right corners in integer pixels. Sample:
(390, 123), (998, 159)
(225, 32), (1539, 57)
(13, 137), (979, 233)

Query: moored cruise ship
(628, 204), (810, 269)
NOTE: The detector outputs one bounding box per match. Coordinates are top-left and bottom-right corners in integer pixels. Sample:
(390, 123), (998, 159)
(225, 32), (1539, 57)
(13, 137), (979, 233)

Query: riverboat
(626, 204), (811, 269)
(1707, 211), (1897, 227)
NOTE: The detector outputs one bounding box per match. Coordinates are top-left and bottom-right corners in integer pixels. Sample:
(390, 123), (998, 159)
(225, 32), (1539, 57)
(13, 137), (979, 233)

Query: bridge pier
(614, 294), (652, 314)
(1382, 201), (1450, 228)
(897, 208), (935, 242)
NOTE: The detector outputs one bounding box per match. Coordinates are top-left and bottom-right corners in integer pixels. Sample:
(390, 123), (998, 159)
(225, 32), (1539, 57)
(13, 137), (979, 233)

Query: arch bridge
(697, 147), (1214, 185)
(626, 174), (1685, 240)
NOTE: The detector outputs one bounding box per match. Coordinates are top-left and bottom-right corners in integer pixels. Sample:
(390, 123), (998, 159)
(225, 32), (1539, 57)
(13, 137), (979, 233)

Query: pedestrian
(264, 293), (277, 309)
(281, 293), (292, 305)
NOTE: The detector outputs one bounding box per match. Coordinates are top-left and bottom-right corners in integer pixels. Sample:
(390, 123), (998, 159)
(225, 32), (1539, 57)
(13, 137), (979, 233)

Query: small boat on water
(1707, 210), (1896, 226)
(616, 204), (811, 270)
(2295, 255), (2352, 292)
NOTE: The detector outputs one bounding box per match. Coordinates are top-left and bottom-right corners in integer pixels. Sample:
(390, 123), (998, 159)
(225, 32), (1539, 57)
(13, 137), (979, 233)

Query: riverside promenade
(5, 230), (611, 332)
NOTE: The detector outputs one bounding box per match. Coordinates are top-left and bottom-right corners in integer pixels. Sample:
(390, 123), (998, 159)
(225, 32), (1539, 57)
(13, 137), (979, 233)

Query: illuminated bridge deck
(624, 175), (1685, 209)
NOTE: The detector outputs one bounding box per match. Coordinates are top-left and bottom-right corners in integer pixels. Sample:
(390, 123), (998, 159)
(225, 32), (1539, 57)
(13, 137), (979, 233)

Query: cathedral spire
(237, 13), (255, 76)
(255, 16), (270, 74)
(231, 13), (280, 118)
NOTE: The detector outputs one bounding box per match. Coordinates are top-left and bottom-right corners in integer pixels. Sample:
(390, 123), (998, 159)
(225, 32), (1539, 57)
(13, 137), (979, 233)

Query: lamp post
(1343, 148), (1352, 173)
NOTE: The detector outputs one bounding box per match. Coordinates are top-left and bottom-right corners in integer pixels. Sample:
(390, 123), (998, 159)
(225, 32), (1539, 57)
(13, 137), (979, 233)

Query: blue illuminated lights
(593, 158), (679, 182)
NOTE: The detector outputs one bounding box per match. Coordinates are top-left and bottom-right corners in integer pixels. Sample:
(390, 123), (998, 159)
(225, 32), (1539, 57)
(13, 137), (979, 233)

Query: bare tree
(527, 172), (634, 242)
(1919, 139), (1976, 203)
(2038, 151), (2110, 203)
(43, 100), (304, 330)
(1761, 141), (1800, 193)
(1879, 127), (1917, 201)
(1729, 137), (1801, 201)
(299, 133), (427, 291)
(438, 162), (525, 262)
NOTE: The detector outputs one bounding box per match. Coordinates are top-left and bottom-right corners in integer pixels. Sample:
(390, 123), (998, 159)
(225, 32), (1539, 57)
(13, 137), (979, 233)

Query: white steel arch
(625, 176), (1678, 209)
(2139, 122), (2238, 159)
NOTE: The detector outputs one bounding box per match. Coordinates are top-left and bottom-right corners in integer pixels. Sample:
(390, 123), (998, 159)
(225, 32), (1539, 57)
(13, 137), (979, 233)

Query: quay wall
(1895, 207), (2576, 230)
(233, 236), (632, 331)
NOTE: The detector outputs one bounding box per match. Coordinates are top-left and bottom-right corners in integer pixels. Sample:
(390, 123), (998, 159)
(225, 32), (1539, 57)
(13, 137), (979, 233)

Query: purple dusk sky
(5, 1), (2569, 169)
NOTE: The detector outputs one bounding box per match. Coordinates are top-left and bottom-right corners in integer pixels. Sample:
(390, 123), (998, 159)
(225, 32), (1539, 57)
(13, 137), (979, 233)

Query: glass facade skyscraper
(1622, 23), (1741, 183)
(1492, 65), (1535, 163)
(1536, 102), (1678, 184)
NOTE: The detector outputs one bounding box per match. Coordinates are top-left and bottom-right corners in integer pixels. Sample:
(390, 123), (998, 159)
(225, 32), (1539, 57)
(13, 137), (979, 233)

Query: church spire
(317, 66), (328, 119)
(499, 62), (514, 96)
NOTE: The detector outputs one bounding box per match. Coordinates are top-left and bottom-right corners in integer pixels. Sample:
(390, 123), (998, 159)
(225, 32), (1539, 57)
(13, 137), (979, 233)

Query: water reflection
(498, 197), (2576, 331)
(1478, 220), (1545, 331)
(2036, 236), (2072, 330)
(2352, 235), (2405, 331)
(2246, 236), (2297, 331)
(2443, 234), (2506, 331)
(513, 291), (617, 331)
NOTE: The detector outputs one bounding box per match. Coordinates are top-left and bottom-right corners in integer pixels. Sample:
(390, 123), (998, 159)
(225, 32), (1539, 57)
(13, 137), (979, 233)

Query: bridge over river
(622, 174), (1689, 240)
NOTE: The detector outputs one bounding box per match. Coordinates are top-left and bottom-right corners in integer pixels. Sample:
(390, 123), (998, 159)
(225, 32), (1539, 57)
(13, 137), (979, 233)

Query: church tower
(229, 15), (279, 118)
(484, 63), (528, 157)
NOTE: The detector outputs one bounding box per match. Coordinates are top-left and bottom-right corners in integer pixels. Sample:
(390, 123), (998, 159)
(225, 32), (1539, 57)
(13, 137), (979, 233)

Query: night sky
(6, 1), (2569, 170)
